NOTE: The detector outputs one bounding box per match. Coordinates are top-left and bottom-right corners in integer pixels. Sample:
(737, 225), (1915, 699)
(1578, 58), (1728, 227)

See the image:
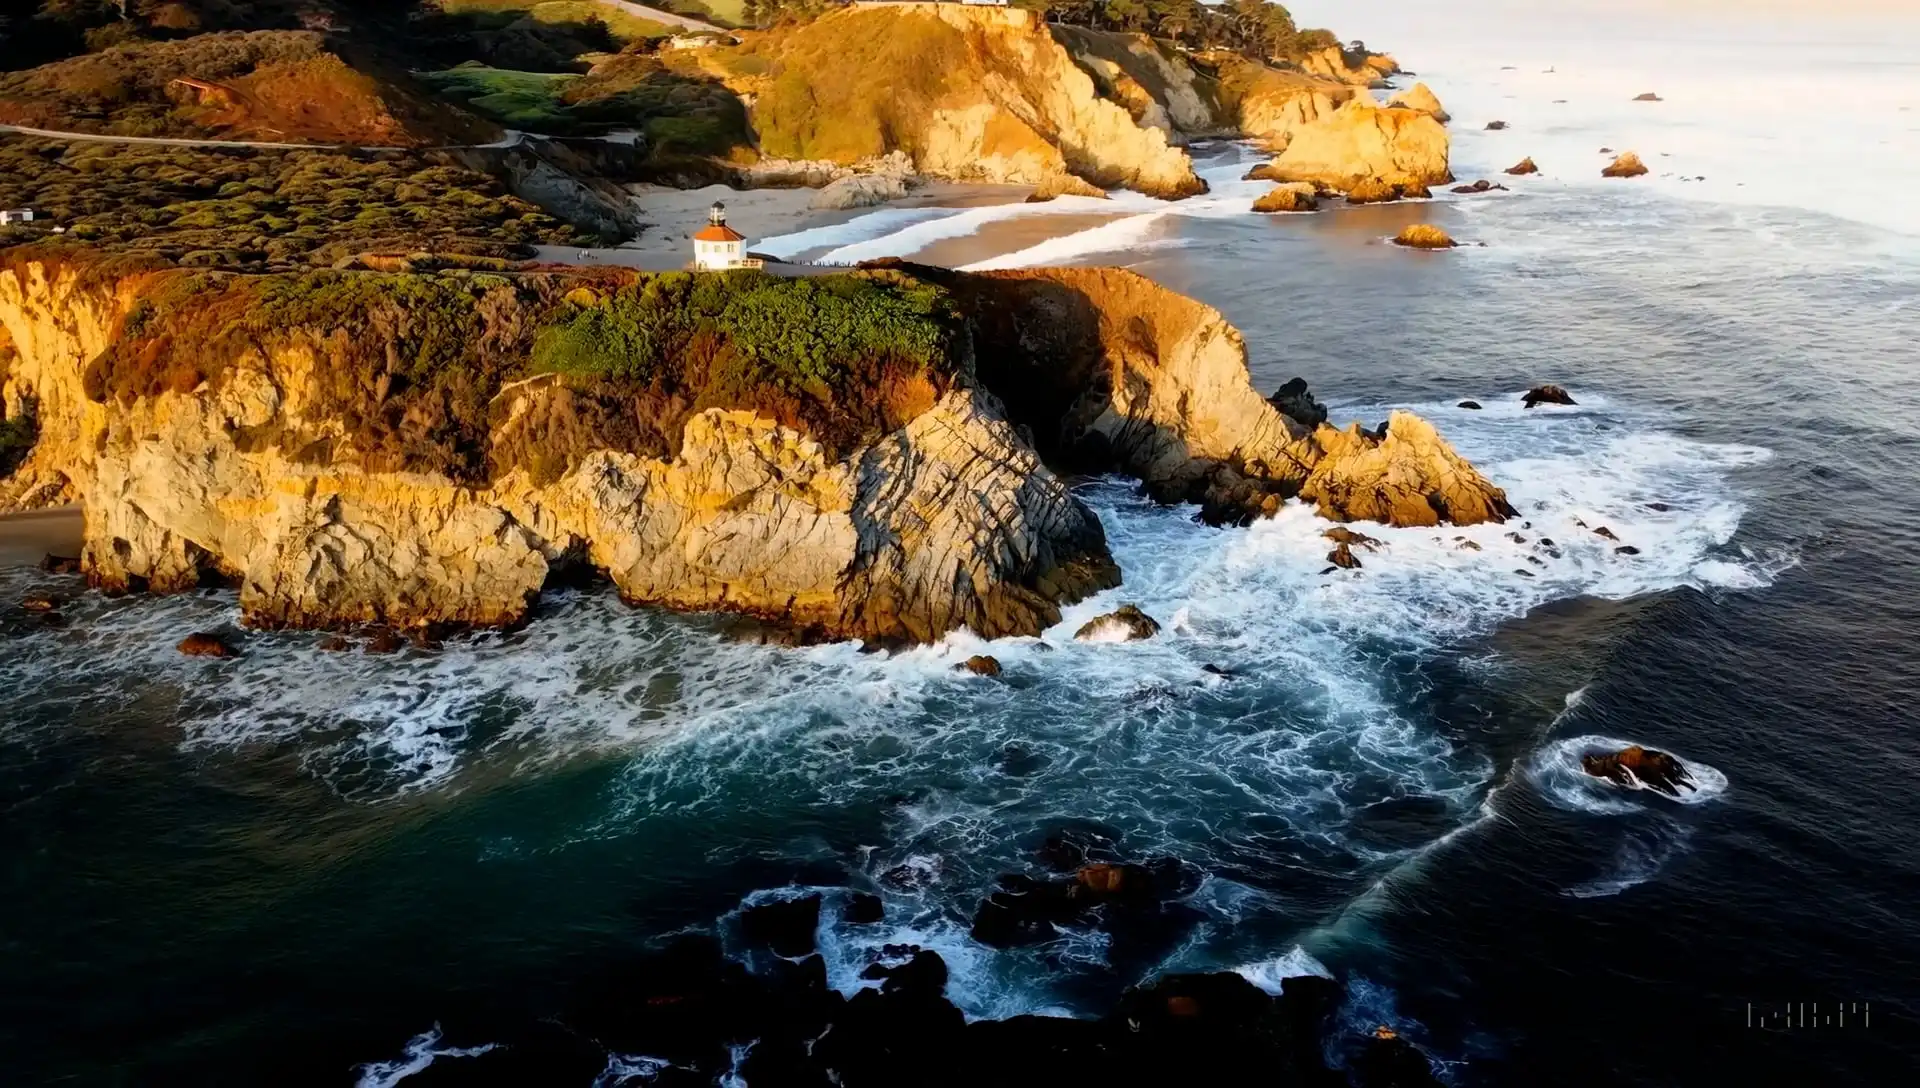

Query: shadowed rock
(1505, 156), (1539, 176)
(742, 894), (822, 958)
(958, 654), (1002, 677)
(1252, 185), (1318, 213)
(1268, 377), (1328, 428)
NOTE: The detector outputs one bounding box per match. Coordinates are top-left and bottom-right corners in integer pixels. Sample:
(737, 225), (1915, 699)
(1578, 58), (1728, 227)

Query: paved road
(592, 0), (726, 33)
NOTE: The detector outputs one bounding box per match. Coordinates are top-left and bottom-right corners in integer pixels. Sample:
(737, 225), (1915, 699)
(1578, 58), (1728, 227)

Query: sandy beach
(0, 505), (81, 567)
(534, 180), (1038, 271)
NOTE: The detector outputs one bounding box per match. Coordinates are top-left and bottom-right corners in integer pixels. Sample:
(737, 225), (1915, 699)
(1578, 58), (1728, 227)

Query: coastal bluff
(0, 254), (1511, 642)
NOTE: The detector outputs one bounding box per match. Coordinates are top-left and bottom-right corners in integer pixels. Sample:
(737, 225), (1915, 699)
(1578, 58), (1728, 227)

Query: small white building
(0, 209), (34, 225)
(692, 203), (761, 271)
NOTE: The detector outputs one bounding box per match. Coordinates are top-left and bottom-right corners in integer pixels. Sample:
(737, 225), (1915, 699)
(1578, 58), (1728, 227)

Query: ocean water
(6, 6), (1920, 1085)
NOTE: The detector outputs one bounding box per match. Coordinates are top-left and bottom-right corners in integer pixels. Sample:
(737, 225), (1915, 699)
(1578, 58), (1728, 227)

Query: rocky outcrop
(1506, 157), (1539, 176)
(1026, 173), (1109, 202)
(1259, 94), (1452, 192)
(733, 7), (1205, 200)
(1451, 179), (1508, 194)
(916, 265), (1514, 528)
(1051, 25), (1223, 139)
(1297, 45), (1390, 87)
(0, 258), (1119, 642)
(1345, 176), (1429, 204)
(3, 256), (1513, 639)
(810, 174), (912, 210)
(1387, 82), (1449, 122)
(1252, 185), (1318, 213)
(1603, 151), (1649, 178)
(1582, 745), (1694, 796)
(1393, 224), (1457, 249)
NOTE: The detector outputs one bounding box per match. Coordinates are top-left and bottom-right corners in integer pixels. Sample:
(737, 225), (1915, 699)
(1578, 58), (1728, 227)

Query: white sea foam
(594, 1053), (677, 1087)
(354, 1025), (496, 1088)
(1236, 947), (1335, 995)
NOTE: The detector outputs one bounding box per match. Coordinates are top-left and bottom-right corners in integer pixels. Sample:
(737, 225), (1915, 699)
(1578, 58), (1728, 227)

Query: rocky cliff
(891, 264), (1513, 528)
(721, 6), (1206, 200)
(0, 255), (1510, 641)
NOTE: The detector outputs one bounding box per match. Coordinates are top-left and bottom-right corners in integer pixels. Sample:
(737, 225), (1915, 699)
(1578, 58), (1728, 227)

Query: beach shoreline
(0, 505), (81, 567)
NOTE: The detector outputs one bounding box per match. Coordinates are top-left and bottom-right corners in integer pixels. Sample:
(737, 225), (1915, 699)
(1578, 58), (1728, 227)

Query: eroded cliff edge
(0, 253), (1510, 642)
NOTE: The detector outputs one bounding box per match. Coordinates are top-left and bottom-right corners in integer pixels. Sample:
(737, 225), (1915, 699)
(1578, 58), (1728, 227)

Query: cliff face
(1, 257), (1510, 641)
(733, 7), (1206, 200)
(0, 259), (1117, 641)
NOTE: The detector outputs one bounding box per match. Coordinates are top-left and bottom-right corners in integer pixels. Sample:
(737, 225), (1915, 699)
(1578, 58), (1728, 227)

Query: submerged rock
(1450, 179), (1509, 194)
(1458, 400), (1483, 410)
(1522, 384), (1577, 408)
(1505, 156), (1540, 176)
(176, 632), (238, 658)
(1485, 120), (1509, 130)
(1603, 151), (1650, 178)
(19, 592), (60, 613)
(1074, 605), (1161, 643)
(1582, 744), (1693, 795)
(40, 553), (80, 574)
(1633, 92), (1664, 102)
(1393, 224), (1457, 249)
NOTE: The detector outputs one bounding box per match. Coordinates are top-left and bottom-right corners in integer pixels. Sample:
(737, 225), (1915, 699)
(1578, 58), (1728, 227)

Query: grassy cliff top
(56, 263), (965, 483)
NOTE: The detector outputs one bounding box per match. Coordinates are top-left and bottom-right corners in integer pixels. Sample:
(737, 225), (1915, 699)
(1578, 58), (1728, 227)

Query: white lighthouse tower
(692, 202), (759, 270)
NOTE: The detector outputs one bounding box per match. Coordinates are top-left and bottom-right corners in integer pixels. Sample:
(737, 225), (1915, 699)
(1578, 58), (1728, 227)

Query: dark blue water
(4, 170), (1918, 1085)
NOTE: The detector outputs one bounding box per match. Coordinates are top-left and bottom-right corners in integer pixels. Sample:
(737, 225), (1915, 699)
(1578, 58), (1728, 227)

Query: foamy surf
(354, 1025), (495, 1088)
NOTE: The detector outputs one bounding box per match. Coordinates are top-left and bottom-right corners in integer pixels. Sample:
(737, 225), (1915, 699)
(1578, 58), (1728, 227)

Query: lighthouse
(692, 202), (759, 270)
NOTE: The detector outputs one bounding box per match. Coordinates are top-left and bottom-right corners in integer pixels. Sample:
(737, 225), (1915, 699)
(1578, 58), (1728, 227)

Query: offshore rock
(176, 632), (239, 658)
(1393, 224), (1457, 249)
(1523, 384), (1578, 408)
(1268, 377), (1328, 428)
(1582, 745), (1694, 796)
(1074, 604), (1161, 643)
(809, 174), (911, 210)
(1252, 185), (1318, 213)
(1260, 93), (1452, 192)
(1603, 151), (1650, 178)
(1506, 156), (1540, 176)
(959, 654), (1003, 677)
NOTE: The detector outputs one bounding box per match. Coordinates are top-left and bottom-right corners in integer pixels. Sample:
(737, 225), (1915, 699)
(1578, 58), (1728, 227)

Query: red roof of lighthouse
(694, 222), (745, 242)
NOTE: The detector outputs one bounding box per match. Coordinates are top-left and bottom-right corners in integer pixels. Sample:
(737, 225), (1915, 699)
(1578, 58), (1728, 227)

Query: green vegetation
(0, 139), (581, 271)
(419, 64), (579, 130)
(77, 265), (962, 483)
(422, 53), (748, 152)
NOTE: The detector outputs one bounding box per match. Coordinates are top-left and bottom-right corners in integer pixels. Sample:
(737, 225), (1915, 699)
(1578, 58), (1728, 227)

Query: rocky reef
(1, 253), (1511, 641)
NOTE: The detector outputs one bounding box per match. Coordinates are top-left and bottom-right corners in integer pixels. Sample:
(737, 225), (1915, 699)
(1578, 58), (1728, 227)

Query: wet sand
(908, 211), (1141, 269)
(0, 506), (81, 567)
